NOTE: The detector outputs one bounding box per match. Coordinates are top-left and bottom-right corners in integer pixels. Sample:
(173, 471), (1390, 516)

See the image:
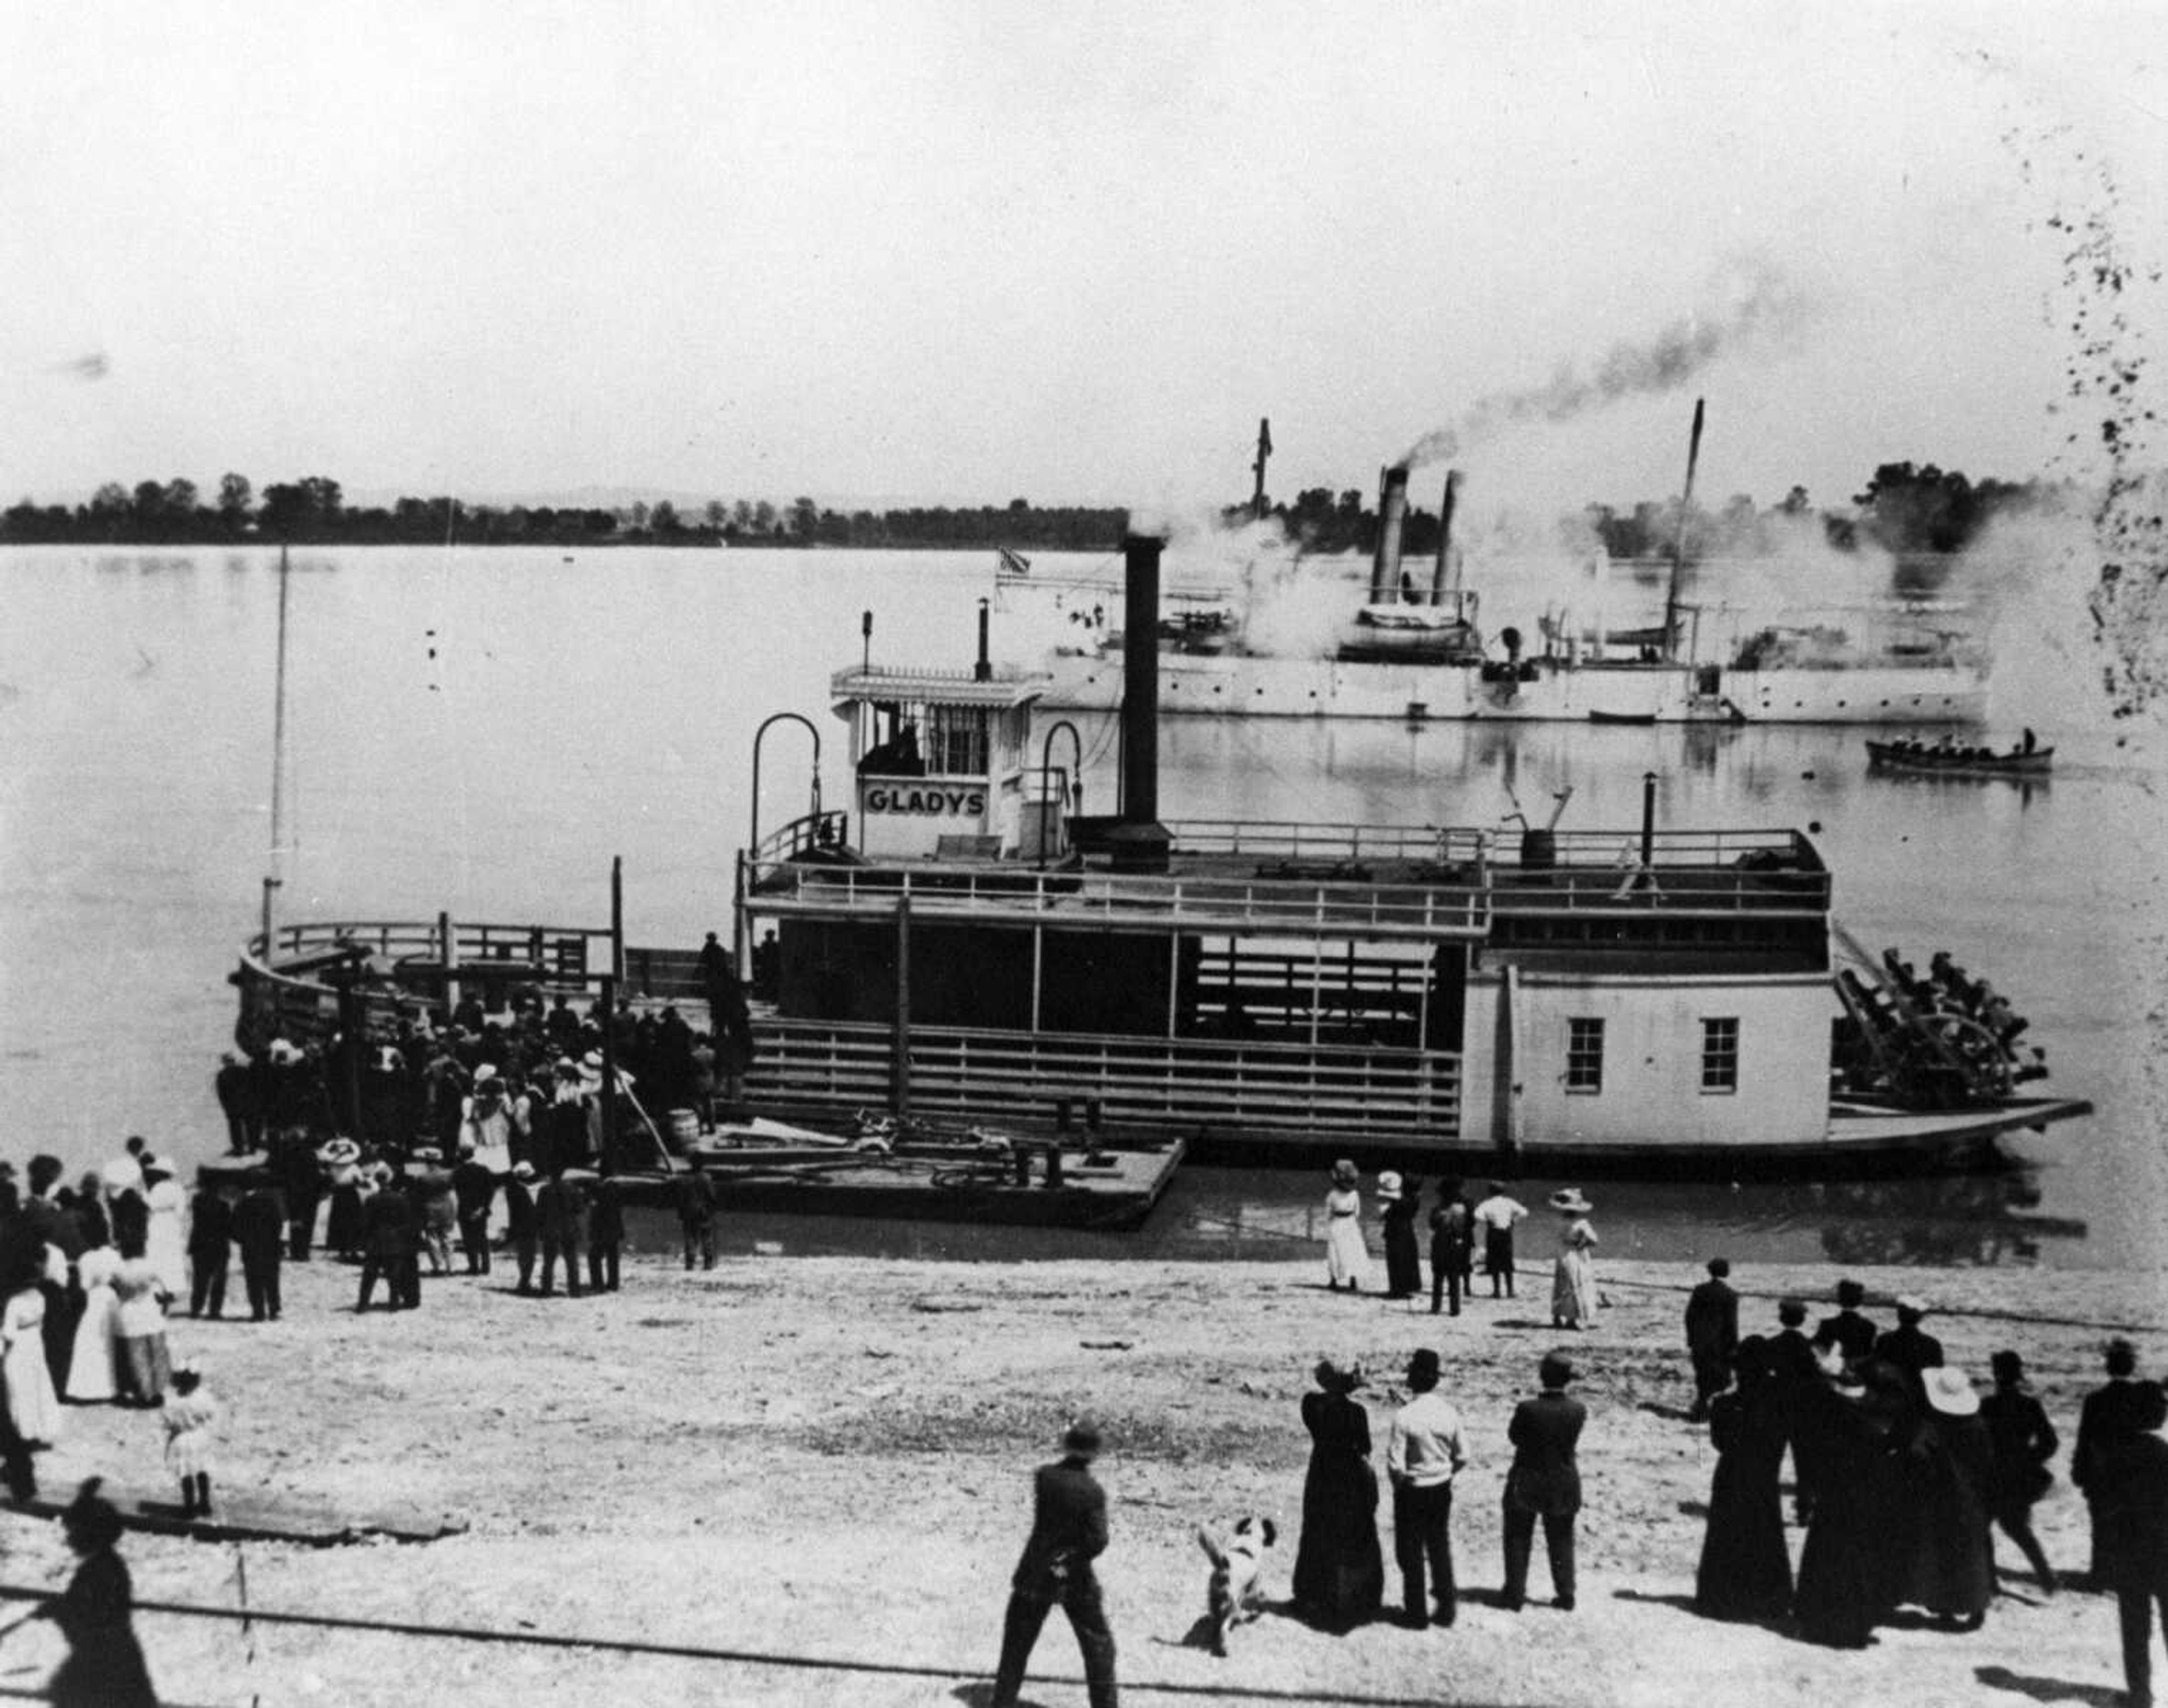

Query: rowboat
(1866, 739), (2053, 777)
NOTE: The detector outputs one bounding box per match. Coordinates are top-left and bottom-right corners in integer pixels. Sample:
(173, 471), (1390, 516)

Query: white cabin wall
(1464, 971), (1832, 1151)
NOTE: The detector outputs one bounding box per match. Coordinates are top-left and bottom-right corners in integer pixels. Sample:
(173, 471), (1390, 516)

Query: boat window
(1566, 1017), (1605, 1094)
(1701, 1016), (1739, 1093)
(923, 703), (989, 774)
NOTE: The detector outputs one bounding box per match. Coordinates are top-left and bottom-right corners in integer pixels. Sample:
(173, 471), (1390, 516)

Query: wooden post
(610, 856), (625, 986)
(337, 982), (364, 1136)
(439, 909), (457, 1017)
(598, 972), (620, 1173)
(893, 891), (912, 1117)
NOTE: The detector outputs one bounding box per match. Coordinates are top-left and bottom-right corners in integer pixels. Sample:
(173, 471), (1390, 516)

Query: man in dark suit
(2076, 1339), (2165, 1584)
(1813, 1278), (1878, 1369)
(677, 1167), (719, 1271)
(587, 1177), (623, 1294)
(1767, 1297), (1823, 1522)
(1501, 1351), (1587, 1611)
(234, 1178), (286, 1322)
(2099, 1382), (2168, 1707)
(1872, 1296), (1945, 1383)
(356, 1174), (415, 1312)
(186, 1183), (234, 1319)
(990, 1417), (1117, 1708)
(1684, 1259), (1739, 1421)
(451, 1145), (497, 1276)
(535, 1172), (583, 1298)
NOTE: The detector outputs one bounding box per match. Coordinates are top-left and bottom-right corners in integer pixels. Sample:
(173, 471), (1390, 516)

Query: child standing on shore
(161, 1362), (218, 1518)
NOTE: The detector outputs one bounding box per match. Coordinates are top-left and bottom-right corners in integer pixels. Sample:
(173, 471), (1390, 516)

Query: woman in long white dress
(67, 1246), (121, 1403)
(1322, 1159), (1369, 1293)
(1549, 1188), (1599, 1329)
(142, 1158), (187, 1299)
(2, 1281), (64, 1444)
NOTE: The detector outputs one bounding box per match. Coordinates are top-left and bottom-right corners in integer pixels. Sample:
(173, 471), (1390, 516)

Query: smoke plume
(54, 352), (108, 380)
(1400, 263), (1816, 469)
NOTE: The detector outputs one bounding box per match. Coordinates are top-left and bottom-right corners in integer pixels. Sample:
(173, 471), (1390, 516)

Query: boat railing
(1165, 821), (1489, 865)
(247, 917), (613, 974)
(744, 859), (1491, 939)
(746, 1017), (1462, 1141)
(752, 809), (853, 866)
(1497, 827), (1818, 869)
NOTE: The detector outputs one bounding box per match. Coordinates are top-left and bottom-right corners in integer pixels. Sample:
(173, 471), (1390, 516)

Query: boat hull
(1866, 741), (2052, 776)
(1042, 651), (1988, 724)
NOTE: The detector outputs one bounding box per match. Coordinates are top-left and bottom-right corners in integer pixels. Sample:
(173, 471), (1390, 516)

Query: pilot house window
(1701, 1017), (1740, 1093)
(1565, 1017), (1604, 1094)
(923, 704), (989, 774)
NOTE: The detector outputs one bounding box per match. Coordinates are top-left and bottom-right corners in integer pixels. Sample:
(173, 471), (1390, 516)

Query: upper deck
(745, 815), (1830, 948)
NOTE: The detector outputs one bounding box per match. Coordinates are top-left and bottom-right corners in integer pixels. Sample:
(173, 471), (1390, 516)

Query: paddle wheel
(1831, 927), (2049, 1110)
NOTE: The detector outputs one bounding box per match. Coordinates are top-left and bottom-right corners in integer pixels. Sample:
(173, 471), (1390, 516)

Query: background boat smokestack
(1109, 531), (1172, 873)
(974, 597), (991, 682)
(1368, 464), (1410, 603)
(1663, 398), (1705, 660)
(1430, 468), (1461, 604)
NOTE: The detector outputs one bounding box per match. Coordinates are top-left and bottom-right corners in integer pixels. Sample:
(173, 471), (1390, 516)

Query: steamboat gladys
(232, 536), (2085, 1188)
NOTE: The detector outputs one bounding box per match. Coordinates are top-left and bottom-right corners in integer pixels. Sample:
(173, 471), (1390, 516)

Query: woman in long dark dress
(1793, 1361), (1907, 1648)
(37, 1478), (158, 1707)
(1695, 1337), (1793, 1621)
(1899, 1365), (1996, 1629)
(1378, 1175), (1422, 1300)
(1292, 1360), (1384, 1630)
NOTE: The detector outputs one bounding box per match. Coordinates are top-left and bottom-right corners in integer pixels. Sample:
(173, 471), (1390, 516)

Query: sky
(1, 1), (2163, 518)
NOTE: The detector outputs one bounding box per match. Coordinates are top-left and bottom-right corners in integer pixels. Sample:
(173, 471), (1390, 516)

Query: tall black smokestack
(975, 597), (991, 681)
(1430, 469), (1461, 605)
(1110, 532), (1171, 873)
(1367, 465), (1411, 603)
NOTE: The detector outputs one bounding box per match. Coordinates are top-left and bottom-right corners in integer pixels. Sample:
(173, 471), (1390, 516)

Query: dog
(1196, 1516), (1278, 1656)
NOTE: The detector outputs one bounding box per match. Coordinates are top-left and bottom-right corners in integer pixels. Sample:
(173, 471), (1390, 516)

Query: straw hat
(1924, 1365), (1980, 1417)
(317, 1138), (362, 1167)
(1548, 1188), (1593, 1214)
(1375, 1171), (1403, 1202)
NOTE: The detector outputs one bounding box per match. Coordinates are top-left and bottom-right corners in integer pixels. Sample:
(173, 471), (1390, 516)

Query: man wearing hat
(2075, 1338), (2163, 1585)
(1813, 1279), (1879, 1369)
(1387, 1347), (1467, 1628)
(1501, 1351), (1587, 1612)
(1430, 1180), (1475, 1318)
(1873, 1297), (1946, 1386)
(990, 1416), (1117, 1708)
(233, 1172), (286, 1323)
(1981, 1349), (2059, 1596)
(1684, 1260), (1740, 1421)
(2096, 1381), (2168, 1708)
(1377, 1172), (1422, 1301)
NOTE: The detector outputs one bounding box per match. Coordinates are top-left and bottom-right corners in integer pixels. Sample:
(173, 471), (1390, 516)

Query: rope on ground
(1559, 1269), (2165, 1337)
(0, 1583), (1494, 1705)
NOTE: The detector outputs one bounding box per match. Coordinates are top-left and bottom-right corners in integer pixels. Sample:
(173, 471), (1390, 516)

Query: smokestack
(1430, 469), (1461, 605)
(974, 598), (991, 681)
(1109, 532), (1172, 873)
(1663, 398), (1706, 660)
(1367, 465), (1410, 603)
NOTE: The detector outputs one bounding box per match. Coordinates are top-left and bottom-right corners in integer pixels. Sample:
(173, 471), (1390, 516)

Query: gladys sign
(864, 783), (986, 817)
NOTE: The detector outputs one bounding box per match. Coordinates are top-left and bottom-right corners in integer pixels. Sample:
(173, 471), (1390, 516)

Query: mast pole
(1663, 398), (1705, 662)
(262, 543), (292, 950)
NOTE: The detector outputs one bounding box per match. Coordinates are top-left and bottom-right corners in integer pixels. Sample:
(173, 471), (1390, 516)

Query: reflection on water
(622, 1159), (2083, 1270)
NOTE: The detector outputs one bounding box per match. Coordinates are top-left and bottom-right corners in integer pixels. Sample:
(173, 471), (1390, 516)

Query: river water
(2, 544), (2162, 1272)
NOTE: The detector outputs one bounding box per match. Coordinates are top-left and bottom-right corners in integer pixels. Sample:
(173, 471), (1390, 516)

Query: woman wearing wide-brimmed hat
(1900, 1365), (1995, 1630)
(1321, 1161), (1369, 1294)
(1292, 1358), (1384, 1629)
(1548, 1189), (1598, 1330)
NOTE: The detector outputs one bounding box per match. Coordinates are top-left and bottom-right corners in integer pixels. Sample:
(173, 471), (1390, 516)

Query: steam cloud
(55, 352), (108, 380)
(1400, 264), (1816, 469)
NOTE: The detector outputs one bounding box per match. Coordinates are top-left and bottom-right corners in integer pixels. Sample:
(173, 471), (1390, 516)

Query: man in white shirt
(1387, 1347), (1468, 1628)
(1472, 1183), (1529, 1299)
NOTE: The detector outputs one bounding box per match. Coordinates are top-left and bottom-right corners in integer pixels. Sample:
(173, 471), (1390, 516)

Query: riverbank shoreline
(2, 1250), (2158, 1706)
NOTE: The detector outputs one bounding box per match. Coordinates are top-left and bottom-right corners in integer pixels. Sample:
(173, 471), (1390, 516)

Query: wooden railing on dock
(745, 1018), (1461, 1142)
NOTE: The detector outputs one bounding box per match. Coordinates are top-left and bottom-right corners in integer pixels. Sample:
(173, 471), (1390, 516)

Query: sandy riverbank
(3, 1247), (2162, 1707)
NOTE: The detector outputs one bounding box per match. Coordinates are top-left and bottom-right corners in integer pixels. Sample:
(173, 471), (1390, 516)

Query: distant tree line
(3, 461), (2060, 557)
(0, 476), (1129, 551)
(1239, 462), (2066, 563)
